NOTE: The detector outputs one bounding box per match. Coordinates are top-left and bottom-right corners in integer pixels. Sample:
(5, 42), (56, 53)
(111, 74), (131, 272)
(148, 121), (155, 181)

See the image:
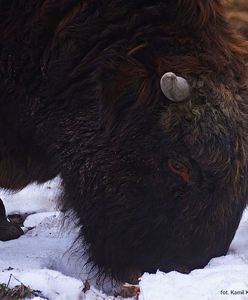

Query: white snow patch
(0, 177), (62, 215)
(24, 212), (61, 228)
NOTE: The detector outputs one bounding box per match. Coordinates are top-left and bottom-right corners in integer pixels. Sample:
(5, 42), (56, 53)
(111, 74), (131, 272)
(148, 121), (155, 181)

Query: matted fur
(0, 0), (248, 284)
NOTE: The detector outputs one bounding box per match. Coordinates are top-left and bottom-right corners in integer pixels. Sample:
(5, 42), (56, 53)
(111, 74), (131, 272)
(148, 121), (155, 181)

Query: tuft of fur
(0, 0), (248, 284)
(226, 0), (248, 37)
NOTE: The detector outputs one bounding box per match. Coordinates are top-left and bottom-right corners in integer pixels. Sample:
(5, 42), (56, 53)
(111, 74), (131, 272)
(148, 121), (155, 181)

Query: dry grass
(0, 275), (48, 300)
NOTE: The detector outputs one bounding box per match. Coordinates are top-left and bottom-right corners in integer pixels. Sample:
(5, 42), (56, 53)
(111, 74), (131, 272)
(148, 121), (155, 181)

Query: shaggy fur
(0, 0), (248, 283)
(226, 0), (248, 36)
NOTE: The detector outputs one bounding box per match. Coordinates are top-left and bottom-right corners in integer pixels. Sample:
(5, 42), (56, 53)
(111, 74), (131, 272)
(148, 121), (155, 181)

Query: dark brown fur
(0, 0), (248, 284)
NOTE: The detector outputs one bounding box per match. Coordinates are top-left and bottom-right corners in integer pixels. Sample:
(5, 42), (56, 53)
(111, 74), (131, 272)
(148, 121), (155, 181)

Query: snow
(0, 178), (248, 300)
(2, 178), (61, 215)
(139, 255), (248, 300)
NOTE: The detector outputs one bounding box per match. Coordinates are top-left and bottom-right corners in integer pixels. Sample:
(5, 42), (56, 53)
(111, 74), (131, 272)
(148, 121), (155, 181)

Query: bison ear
(160, 72), (190, 102)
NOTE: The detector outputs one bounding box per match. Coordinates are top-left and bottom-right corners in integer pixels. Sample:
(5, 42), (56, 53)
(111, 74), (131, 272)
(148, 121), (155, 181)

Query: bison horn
(160, 72), (190, 102)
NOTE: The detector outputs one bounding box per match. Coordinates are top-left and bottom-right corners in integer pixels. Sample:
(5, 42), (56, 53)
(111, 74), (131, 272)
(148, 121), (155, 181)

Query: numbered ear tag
(168, 159), (191, 183)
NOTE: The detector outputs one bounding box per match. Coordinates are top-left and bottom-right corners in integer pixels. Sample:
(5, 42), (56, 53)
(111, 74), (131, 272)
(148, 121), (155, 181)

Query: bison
(0, 0), (248, 287)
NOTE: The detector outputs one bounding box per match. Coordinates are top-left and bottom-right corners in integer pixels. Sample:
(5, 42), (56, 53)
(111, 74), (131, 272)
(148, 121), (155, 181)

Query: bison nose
(160, 72), (190, 102)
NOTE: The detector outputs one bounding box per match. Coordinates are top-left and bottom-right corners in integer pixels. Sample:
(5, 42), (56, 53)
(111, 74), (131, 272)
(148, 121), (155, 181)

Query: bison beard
(0, 0), (248, 285)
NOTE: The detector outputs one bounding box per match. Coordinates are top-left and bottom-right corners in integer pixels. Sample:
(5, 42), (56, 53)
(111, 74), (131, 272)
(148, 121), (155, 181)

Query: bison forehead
(160, 78), (248, 193)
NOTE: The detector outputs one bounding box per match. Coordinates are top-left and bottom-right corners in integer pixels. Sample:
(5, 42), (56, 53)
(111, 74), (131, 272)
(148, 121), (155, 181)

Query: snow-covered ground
(0, 178), (248, 300)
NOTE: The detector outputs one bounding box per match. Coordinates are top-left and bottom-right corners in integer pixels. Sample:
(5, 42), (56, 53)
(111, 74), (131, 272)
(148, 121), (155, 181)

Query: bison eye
(168, 159), (191, 183)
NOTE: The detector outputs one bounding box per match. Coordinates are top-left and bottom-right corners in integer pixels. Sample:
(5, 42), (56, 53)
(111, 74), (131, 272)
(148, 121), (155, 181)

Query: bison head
(48, 0), (248, 285)
(59, 48), (248, 284)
